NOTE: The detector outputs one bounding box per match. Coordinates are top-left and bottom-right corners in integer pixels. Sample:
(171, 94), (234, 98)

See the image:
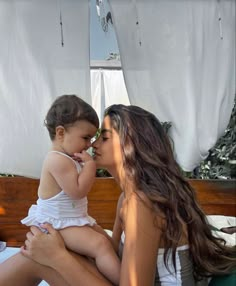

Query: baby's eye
(83, 137), (91, 141)
(102, 137), (108, 141)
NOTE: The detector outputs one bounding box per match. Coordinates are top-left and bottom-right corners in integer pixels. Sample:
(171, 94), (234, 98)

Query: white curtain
(0, 0), (90, 178)
(91, 69), (130, 123)
(0, 0), (235, 177)
(109, 0), (235, 171)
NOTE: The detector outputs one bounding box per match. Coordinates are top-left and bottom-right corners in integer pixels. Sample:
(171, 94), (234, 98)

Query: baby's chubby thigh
(59, 225), (114, 259)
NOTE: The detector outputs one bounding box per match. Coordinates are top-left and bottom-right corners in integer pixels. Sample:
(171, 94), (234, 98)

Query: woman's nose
(92, 137), (99, 148)
(92, 141), (96, 149)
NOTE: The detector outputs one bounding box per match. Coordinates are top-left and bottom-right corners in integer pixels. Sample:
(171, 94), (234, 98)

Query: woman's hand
(21, 223), (67, 268)
(21, 224), (112, 286)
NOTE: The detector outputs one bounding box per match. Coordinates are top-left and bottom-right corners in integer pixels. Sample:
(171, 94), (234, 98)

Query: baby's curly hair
(44, 95), (99, 140)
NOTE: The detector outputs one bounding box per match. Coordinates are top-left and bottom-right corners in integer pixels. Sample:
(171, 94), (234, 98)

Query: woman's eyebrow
(101, 129), (112, 134)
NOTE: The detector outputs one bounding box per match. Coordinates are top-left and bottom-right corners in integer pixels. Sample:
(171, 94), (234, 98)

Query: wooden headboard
(0, 177), (235, 247)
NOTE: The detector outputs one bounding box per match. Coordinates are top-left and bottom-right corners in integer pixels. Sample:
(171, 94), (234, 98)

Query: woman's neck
(109, 168), (123, 188)
(107, 165), (135, 197)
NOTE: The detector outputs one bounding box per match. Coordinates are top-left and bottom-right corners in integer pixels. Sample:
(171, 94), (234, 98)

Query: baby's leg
(60, 226), (120, 285)
(91, 224), (114, 246)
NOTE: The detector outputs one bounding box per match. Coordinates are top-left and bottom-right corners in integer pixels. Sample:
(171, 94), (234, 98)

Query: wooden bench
(0, 177), (235, 247)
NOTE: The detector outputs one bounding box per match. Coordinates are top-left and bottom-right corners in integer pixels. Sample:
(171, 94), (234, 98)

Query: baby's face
(60, 120), (97, 156)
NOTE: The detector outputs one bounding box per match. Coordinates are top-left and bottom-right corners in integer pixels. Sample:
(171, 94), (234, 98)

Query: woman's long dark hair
(105, 104), (236, 279)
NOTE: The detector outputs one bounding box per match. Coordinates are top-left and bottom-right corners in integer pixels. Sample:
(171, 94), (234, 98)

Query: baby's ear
(55, 125), (65, 139)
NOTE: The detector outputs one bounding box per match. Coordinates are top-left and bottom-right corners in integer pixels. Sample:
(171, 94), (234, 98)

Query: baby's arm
(73, 151), (97, 197)
(46, 152), (95, 200)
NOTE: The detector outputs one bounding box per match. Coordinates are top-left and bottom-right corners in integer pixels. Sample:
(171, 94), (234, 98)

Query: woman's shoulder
(123, 191), (164, 222)
(122, 191), (166, 234)
(126, 190), (156, 210)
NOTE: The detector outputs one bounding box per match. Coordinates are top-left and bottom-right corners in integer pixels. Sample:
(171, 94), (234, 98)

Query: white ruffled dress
(21, 151), (96, 229)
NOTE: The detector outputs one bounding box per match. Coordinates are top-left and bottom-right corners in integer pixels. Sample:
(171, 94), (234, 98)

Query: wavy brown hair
(105, 104), (236, 279)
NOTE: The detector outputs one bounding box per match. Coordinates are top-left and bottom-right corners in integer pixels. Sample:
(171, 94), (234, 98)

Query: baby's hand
(73, 150), (94, 164)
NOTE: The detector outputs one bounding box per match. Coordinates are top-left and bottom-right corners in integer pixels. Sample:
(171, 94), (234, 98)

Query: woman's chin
(94, 157), (102, 167)
(95, 162), (107, 172)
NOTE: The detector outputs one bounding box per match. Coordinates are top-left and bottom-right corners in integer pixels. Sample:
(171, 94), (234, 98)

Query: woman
(0, 104), (235, 286)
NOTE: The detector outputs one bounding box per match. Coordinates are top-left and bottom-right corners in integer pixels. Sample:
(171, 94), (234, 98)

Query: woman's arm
(120, 193), (162, 286)
(21, 224), (112, 286)
(112, 192), (124, 252)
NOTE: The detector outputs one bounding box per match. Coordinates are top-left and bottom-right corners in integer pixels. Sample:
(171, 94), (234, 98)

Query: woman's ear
(55, 125), (65, 140)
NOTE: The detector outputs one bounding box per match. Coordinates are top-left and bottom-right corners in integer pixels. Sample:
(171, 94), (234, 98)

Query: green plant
(0, 174), (14, 177)
(187, 98), (236, 179)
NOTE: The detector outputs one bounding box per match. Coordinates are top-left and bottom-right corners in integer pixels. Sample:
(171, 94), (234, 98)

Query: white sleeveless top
(21, 151), (96, 229)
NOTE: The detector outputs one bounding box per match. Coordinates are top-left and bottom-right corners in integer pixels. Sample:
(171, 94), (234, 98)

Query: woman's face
(92, 115), (123, 175)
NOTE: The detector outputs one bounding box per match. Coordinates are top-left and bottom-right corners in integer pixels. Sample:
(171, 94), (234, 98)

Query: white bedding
(207, 215), (236, 246)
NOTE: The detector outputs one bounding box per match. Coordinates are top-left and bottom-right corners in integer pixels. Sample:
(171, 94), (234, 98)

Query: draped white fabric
(0, 0), (90, 178)
(0, 0), (235, 177)
(91, 69), (130, 123)
(109, 0), (235, 171)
